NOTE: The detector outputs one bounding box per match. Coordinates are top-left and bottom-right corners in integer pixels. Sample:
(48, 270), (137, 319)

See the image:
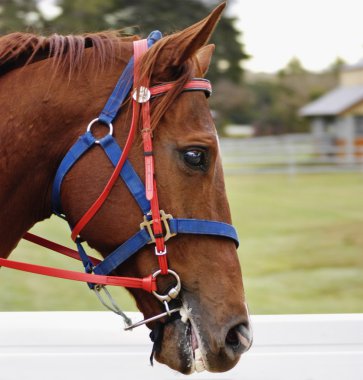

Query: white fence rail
(0, 312), (362, 380)
(220, 134), (363, 174)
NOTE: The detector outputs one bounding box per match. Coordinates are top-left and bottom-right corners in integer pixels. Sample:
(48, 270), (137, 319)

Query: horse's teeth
(194, 348), (206, 373)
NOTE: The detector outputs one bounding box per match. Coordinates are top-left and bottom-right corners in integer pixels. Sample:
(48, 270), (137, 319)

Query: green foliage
(0, 0), (41, 32)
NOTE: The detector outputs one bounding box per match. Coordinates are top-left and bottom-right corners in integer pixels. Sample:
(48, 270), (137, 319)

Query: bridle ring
(152, 269), (181, 303)
(86, 118), (113, 144)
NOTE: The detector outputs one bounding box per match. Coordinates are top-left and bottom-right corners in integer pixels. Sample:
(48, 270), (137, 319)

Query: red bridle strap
(23, 232), (101, 266)
(133, 39), (168, 274)
(150, 79), (212, 97)
(0, 257), (156, 292)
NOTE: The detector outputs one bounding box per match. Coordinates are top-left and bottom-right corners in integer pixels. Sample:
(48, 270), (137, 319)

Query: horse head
(0, 2), (251, 374)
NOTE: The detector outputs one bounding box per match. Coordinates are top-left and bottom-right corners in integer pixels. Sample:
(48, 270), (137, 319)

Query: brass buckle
(140, 210), (176, 244)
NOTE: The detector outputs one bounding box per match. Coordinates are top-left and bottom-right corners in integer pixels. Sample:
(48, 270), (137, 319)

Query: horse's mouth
(152, 301), (252, 374)
(183, 307), (208, 373)
(151, 304), (208, 374)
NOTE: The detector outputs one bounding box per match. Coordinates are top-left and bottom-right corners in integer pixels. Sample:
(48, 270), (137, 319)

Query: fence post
(285, 135), (297, 177)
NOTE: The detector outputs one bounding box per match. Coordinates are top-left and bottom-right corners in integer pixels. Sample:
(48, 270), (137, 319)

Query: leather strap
(0, 257), (156, 292)
(23, 232), (101, 266)
(150, 78), (212, 98)
(133, 38), (168, 274)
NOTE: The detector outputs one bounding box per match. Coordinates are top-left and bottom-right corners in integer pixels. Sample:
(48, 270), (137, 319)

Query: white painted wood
(0, 312), (362, 380)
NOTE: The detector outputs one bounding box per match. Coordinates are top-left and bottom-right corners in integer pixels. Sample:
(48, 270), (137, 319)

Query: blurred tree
(0, 0), (42, 33)
(278, 57), (306, 77)
(52, 0), (249, 83)
(0, 0), (248, 84)
(328, 56), (346, 77)
(236, 60), (339, 135)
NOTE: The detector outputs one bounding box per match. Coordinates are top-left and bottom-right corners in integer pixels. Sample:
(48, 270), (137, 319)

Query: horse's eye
(183, 149), (208, 171)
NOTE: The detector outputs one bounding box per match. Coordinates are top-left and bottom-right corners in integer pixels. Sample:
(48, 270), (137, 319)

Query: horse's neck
(0, 60), (106, 257)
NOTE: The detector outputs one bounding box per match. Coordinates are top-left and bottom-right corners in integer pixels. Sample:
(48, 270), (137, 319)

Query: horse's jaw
(153, 301), (252, 374)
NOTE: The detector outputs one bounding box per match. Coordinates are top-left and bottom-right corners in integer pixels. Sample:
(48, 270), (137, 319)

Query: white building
(300, 60), (363, 161)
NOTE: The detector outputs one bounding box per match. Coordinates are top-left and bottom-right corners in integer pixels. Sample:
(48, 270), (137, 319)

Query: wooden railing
(220, 134), (363, 174)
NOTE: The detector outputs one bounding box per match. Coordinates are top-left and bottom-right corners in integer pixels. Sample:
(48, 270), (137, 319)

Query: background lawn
(1, 173), (362, 314)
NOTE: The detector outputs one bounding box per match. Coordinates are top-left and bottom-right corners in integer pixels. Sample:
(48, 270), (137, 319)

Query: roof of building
(299, 85), (363, 117)
(343, 58), (363, 71)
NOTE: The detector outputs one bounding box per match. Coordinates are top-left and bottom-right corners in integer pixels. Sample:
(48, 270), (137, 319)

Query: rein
(0, 31), (239, 329)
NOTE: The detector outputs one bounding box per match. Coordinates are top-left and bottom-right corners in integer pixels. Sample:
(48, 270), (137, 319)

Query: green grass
(227, 173), (363, 314)
(1, 173), (363, 314)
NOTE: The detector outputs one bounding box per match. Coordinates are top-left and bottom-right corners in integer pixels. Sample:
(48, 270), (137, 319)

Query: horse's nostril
(225, 323), (252, 353)
(226, 328), (240, 349)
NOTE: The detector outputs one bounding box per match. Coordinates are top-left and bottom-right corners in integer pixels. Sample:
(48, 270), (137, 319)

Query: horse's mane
(0, 31), (136, 76)
(0, 30), (196, 131)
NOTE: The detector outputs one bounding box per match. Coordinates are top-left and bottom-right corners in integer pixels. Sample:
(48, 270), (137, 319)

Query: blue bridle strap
(93, 219), (239, 276)
(99, 135), (150, 214)
(169, 219), (239, 244)
(52, 132), (96, 216)
(52, 132), (150, 216)
(98, 31), (162, 125)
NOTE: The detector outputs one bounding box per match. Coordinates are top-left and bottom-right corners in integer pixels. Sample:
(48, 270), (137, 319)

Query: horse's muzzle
(154, 301), (252, 374)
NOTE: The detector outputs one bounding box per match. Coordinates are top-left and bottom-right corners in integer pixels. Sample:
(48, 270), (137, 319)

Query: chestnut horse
(0, 3), (251, 374)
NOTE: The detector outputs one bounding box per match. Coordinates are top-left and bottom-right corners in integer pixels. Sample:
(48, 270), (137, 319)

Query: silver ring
(152, 269), (181, 303)
(86, 118), (113, 143)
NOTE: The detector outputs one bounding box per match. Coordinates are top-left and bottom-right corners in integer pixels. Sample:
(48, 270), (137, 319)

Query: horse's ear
(196, 44), (215, 76)
(154, 2), (225, 75)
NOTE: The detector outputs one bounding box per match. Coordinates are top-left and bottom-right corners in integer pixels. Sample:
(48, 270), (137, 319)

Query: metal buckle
(140, 210), (176, 244)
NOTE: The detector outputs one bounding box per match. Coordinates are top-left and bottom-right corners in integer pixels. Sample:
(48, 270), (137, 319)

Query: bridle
(0, 31), (239, 329)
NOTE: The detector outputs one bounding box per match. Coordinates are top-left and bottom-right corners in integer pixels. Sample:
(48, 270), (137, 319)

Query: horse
(0, 2), (252, 374)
